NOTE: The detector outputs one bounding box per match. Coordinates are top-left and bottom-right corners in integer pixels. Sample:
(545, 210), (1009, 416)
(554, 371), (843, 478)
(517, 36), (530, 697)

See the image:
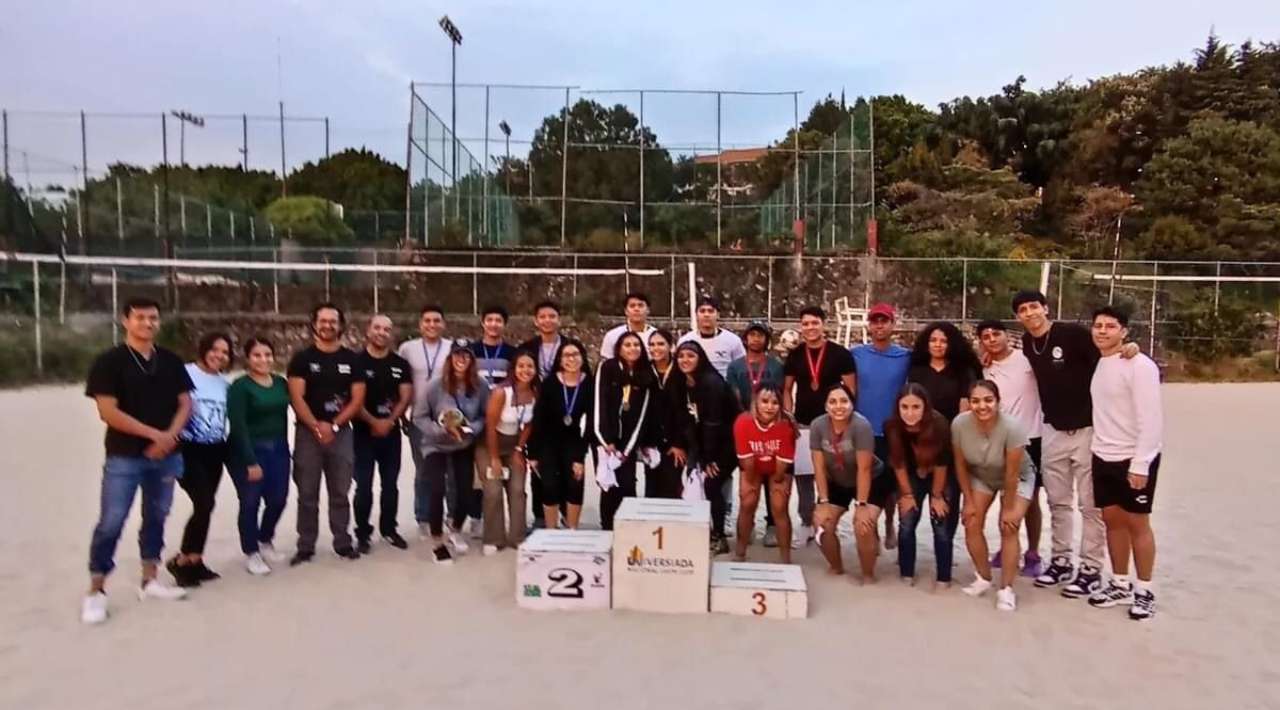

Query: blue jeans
(227, 438), (291, 555)
(897, 465), (960, 582)
(88, 454), (182, 576)
(353, 427), (401, 539)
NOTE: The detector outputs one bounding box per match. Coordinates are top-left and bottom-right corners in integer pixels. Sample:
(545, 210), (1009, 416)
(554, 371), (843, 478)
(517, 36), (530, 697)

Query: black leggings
(178, 441), (227, 555)
(598, 452), (639, 531)
(423, 447), (476, 537)
(645, 451), (682, 499)
(703, 458), (737, 538)
(538, 446), (585, 507)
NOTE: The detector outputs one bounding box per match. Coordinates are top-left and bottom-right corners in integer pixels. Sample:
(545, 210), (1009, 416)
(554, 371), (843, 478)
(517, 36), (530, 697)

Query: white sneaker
(245, 553), (271, 576)
(448, 530), (470, 554)
(962, 575), (993, 597)
(996, 586), (1017, 612)
(482, 544), (500, 556)
(137, 579), (188, 601)
(794, 525), (814, 549)
(418, 523), (431, 541)
(81, 592), (108, 625)
(258, 542), (286, 563)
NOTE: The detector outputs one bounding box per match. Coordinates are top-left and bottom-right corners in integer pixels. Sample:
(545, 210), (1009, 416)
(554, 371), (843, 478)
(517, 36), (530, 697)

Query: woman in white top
(480, 350), (539, 554)
(954, 379), (1035, 612)
(168, 332), (231, 588)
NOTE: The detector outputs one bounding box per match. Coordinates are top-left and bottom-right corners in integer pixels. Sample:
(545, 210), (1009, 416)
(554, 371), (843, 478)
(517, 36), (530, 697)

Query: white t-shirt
(677, 328), (746, 379)
(984, 348), (1043, 438)
(600, 323), (657, 361)
(1090, 353), (1163, 475)
(181, 363), (228, 444)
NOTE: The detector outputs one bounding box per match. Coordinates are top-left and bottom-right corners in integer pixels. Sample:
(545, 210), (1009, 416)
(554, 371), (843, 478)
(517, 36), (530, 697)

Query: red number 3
(752, 592), (767, 616)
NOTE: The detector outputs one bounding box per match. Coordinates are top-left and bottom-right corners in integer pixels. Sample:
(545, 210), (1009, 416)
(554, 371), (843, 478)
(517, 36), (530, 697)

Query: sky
(2, 0), (1277, 189)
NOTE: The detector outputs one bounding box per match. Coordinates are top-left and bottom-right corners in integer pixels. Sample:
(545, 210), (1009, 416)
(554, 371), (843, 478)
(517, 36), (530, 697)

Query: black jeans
(178, 441), (227, 556)
(353, 427), (402, 540)
(423, 447), (475, 538)
(598, 453), (639, 531)
(645, 451), (682, 499)
(703, 462), (735, 538)
(897, 466), (960, 582)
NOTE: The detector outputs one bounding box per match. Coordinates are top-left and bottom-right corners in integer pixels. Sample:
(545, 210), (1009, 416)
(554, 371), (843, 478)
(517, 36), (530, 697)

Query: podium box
(611, 497), (711, 614)
(516, 530), (613, 611)
(710, 561), (808, 619)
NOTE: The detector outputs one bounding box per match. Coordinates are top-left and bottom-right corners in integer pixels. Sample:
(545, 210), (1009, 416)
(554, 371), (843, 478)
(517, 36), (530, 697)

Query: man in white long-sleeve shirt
(1086, 306), (1163, 621)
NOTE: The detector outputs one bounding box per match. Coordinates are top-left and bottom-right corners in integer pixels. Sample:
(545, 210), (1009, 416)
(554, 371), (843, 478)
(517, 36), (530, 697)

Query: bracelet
(817, 497), (830, 504)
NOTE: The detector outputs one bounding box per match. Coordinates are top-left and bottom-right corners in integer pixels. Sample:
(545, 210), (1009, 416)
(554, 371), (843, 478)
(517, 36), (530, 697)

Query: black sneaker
(432, 544), (454, 565)
(356, 537), (372, 555)
(383, 531), (409, 550)
(335, 546), (361, 560)
(166, 557), (202, 588)
(193, 562), (221, 582)
(1033, 556), (1075, 588)
(1128, 590), (1156, 621)
(710, 536), (730, 556)
(1088, 580), (1134, 608)
(289, 551), (315, 567)
(1061, 565), (1103, 598)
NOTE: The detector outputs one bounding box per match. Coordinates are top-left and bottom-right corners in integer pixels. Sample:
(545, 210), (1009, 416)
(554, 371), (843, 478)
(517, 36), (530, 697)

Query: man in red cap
(850, 303), (911, 547)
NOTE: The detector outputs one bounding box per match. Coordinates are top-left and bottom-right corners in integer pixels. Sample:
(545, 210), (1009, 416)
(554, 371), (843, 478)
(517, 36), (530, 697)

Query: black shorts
(827, 473), (893, 510)
(1092, 454), (1160, 514)
(538, 447), (585, 507)
(1026, 437), (1042, 489)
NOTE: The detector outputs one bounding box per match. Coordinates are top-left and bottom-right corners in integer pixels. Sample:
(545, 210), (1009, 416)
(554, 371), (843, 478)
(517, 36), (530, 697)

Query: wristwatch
(817, 497), (830, 504)
(854, 500), (868, 508)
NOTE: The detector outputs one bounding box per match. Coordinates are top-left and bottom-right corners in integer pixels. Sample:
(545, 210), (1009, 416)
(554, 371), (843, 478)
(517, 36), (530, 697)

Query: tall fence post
(471, 253), (478, 316)
(560, 87), (571, 248)
(324, 256), (331, 301)
(483, 85), (490, 244)
(153, 184), (160, 238)
(372, 250), (380, 314)
(59, 260), (66, 325)
(272, 247), (280, 314)
(572, 254), (579, 319)
(206, 203), (212, 241)
(230, 212), (236, 241)
(80, 110), (88, 246)
(111, 268), (119, 345)
(1149, 262), (1158, 356)
(767, 256), (774, 322)
(32, 261), (43, 376)
(115, 177), (124, 241)
(668, 254), (676, 326)
(715, 91), (722, 250)
(1213, 262), (1221, 315)
(960, 258), (968, 324)
(1056, 260), (1065, 317)
(639, 90), (645, 249)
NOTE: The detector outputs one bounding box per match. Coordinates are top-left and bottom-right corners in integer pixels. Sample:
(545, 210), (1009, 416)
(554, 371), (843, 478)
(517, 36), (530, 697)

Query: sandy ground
(1, 382), (1277, 710)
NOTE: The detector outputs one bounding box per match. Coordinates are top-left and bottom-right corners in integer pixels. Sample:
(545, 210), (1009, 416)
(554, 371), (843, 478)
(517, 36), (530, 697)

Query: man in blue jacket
(850, 303), (911, 547)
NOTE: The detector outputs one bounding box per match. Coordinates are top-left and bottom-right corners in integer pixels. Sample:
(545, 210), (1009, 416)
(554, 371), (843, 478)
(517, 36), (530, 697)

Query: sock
(1133, 578), (1153, 593)
(1112, 574), (1131, 589)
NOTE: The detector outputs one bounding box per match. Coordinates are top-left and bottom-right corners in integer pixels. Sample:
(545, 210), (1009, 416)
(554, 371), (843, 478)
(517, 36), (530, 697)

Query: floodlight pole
(439, 16), (462, 228)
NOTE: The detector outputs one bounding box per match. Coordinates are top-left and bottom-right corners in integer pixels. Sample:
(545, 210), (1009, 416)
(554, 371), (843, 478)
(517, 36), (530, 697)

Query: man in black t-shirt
(287, 303), (367, 565)
(782, 305), (857, 546)
(353, 315), (413, 553)
(81, 297), (194, 625)
(1013, 289), (1137, 599)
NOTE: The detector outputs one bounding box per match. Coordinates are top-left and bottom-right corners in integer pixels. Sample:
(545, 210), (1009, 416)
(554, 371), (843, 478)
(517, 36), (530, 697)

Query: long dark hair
(884, 382), (945, 470)
(551, 338), (591, 377)
(611, 331), (654, 387)
(503, 349), (542, 395)
(910, 320), (981, 377)
(443, 348), (481, 397)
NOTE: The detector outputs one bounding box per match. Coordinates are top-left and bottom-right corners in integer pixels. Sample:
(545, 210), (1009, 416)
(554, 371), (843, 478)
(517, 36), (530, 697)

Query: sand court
(1, 383), (1276, 709)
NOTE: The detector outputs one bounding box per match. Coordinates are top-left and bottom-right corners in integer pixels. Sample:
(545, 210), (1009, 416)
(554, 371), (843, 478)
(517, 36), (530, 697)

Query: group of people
(80, 288), (1164, 625)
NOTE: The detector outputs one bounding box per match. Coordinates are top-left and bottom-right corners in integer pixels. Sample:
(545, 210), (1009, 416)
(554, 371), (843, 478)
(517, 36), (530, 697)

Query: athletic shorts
(1091, 454), (1160, 514)
(826, 472), (893, 510)
(1026, 437), (1042, 489)
(971, 475), (1035, 502)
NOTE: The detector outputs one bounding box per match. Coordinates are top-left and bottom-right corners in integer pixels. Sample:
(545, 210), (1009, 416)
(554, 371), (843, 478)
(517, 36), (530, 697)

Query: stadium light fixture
(498, 120), (511, 193)
(170, 110), (205, 166)
(439, 16), (462, 189)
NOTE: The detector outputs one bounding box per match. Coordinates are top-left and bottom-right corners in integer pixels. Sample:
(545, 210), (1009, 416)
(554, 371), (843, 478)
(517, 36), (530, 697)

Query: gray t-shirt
(950, 411), (1034, 490)
(808, 413), (880, 487)
(397, 337), (452, 417)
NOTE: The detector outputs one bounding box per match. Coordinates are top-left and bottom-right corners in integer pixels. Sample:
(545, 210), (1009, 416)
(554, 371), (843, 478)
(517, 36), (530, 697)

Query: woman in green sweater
(226, 337), (292, 575)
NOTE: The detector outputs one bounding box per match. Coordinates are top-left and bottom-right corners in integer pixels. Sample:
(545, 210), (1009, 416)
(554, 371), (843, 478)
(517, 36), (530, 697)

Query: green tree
(288, 148), (406, 211)
(263, 196), (354, 246)
(1136, 115), (1280, 259)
